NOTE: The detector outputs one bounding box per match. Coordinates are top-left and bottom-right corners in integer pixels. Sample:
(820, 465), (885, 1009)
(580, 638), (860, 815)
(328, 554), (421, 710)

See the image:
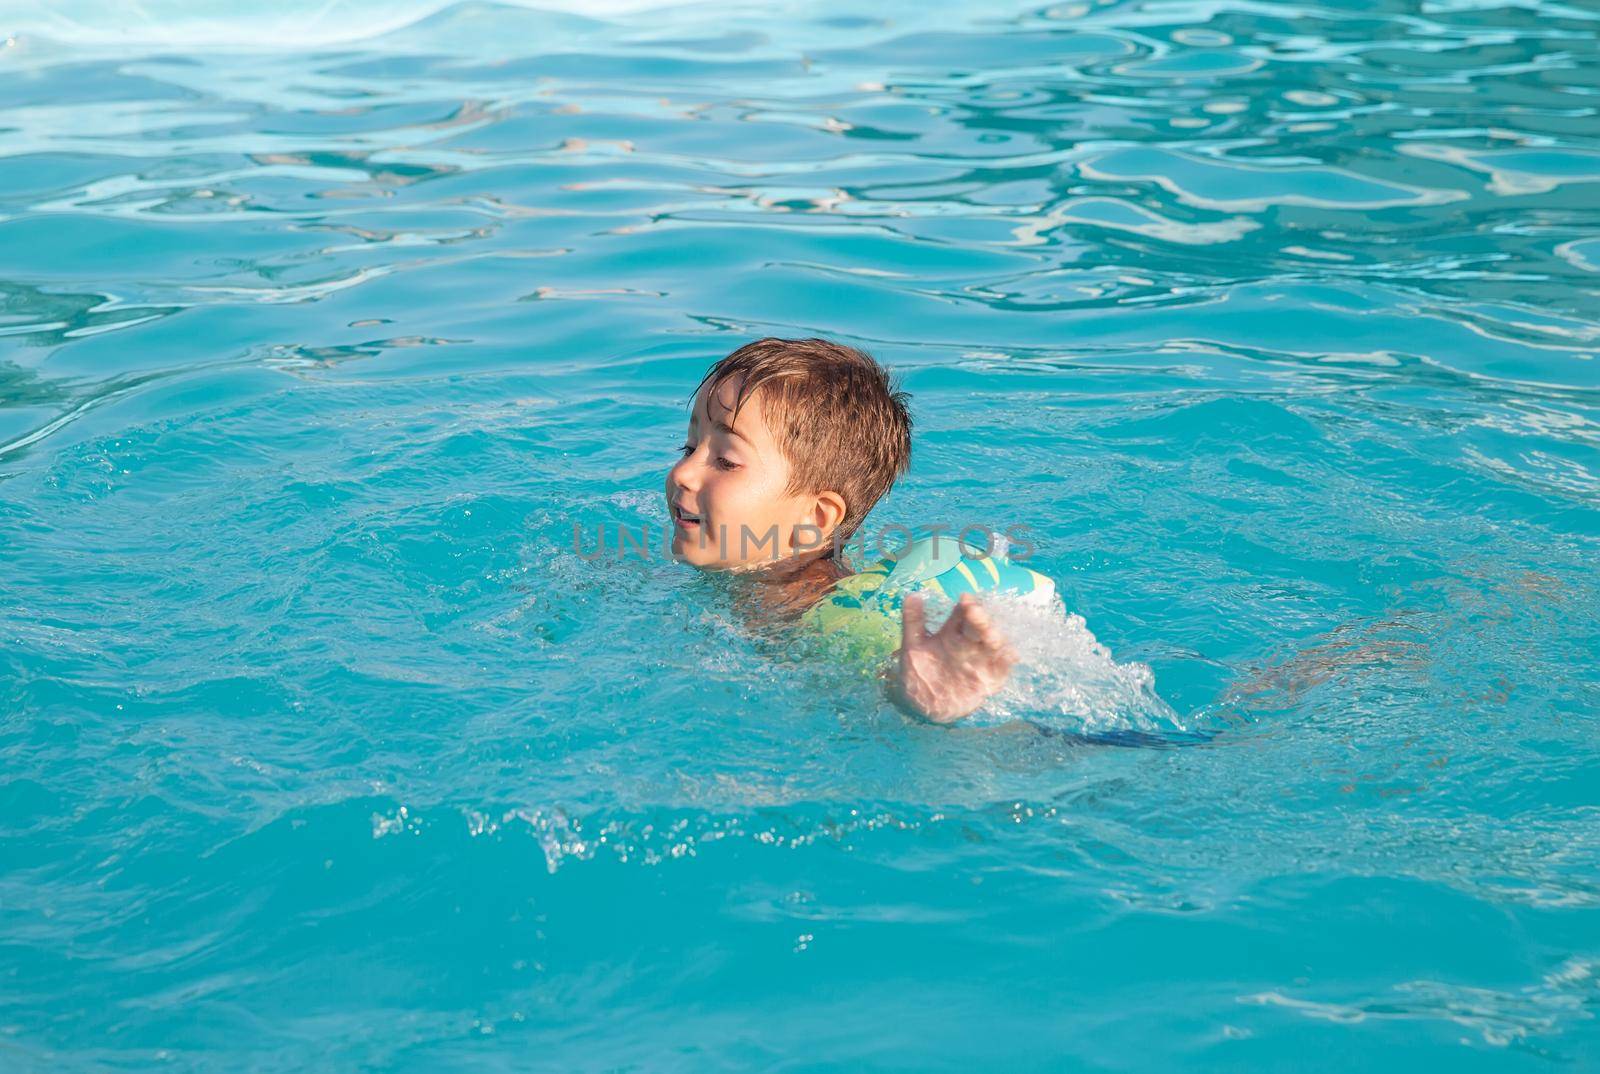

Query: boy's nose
(669, 453), (699, 492)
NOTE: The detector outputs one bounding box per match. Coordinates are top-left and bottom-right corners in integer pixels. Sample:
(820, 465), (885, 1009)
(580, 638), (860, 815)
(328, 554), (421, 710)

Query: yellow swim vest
(802, 533), (1057, 664)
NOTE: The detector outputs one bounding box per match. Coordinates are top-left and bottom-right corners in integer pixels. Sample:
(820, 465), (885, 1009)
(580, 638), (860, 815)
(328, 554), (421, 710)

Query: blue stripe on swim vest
(994, 560), (1038, 594)
(946, 554), (1024, 596)
(975, 555), (1002, 586)
(952, 560), (983, 592)
(931, 562), (977, 599)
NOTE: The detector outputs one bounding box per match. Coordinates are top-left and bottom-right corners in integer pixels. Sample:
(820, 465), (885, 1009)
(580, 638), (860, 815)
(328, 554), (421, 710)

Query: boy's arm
(888, 592), (1018, 724)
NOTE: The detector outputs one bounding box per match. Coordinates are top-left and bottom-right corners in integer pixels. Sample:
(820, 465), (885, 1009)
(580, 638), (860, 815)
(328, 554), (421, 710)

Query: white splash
(926, 591), (1180, 732)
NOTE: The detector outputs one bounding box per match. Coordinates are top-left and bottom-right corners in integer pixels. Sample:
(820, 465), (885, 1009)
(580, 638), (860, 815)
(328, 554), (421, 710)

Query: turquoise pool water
(3, 0), (1598, 1068)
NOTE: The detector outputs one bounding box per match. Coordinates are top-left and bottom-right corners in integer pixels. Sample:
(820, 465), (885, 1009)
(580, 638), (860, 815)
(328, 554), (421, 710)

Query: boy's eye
(678, 443), (694, 457)
(714, 456), (740, 471)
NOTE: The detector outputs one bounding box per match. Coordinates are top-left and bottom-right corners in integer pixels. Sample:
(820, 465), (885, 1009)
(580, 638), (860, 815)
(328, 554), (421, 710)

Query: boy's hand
(891, 592), (1018, 724)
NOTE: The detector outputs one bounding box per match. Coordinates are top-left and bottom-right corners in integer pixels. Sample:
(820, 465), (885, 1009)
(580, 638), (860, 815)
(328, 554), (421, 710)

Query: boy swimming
(665, 337), (1018, 723)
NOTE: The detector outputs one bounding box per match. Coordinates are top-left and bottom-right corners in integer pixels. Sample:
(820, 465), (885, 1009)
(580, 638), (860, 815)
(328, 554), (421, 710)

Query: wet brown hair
(694, 337), (912, 540)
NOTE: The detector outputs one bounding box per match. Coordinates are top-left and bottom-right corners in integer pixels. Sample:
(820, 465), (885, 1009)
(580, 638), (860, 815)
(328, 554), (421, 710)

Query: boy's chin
(670, 534), (723, 569)
(672, 537), (768, 572)
(671, 527), (798, 571)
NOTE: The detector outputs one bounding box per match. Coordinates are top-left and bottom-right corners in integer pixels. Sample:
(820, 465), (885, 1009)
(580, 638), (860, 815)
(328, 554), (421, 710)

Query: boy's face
(665, 375), (829, 569)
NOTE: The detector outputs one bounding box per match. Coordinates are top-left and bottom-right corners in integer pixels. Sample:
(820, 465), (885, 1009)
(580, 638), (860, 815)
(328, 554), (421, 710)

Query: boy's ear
(809, 490), (847, 541)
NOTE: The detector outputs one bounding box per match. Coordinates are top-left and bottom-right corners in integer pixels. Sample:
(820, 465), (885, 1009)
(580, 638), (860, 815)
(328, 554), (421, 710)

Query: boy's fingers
(901, 592), (927, 645)
(953, 601), (992, 642)
(953, 602), (1011, 657)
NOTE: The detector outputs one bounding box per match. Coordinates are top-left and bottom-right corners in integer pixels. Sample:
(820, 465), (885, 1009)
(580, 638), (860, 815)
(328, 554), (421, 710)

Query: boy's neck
(727, 546), (850, 622)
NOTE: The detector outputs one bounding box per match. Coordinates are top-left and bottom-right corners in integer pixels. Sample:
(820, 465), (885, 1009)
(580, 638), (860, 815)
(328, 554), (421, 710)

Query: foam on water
(911, 589), (1182, 732)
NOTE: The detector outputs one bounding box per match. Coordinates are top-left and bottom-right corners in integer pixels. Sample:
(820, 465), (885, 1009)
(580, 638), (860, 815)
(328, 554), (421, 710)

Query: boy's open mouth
(673, 504), (702, 529)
